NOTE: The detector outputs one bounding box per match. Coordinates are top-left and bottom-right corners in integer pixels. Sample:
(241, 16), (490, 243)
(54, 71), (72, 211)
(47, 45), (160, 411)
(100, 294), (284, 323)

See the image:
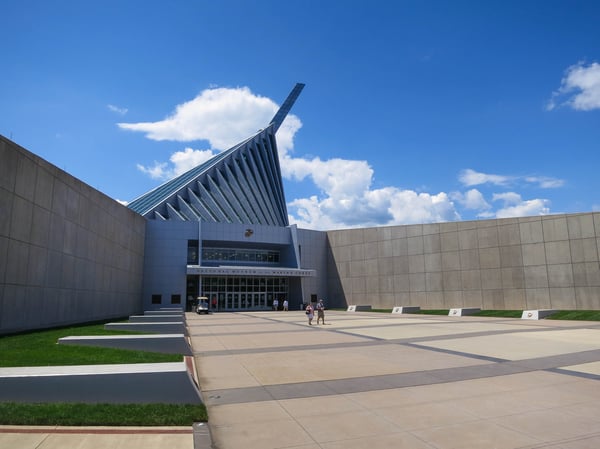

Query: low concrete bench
(145, 310), (184, 316)
(105, 322), (186, 334)
(521, 309), (557, 320)
(392, 306), (421, 314)
(58, 334), (192, 355)
(0, 361), (202, 404)
(347, 305), (372, 312)
(448, 308), (480, 316)
(128, 314), (184, 323)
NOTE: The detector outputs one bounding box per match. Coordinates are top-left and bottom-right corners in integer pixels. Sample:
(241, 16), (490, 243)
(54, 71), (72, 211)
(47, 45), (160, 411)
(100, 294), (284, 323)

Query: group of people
(272, 298), (326, 325)
(272, 299), (289, 311)
(305, 299), (325, 325)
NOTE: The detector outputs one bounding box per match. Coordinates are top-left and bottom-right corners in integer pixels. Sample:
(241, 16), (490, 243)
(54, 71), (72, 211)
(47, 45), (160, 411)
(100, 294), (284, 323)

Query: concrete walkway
(189, 310), (600, 449)
(3, 310), (600, 448)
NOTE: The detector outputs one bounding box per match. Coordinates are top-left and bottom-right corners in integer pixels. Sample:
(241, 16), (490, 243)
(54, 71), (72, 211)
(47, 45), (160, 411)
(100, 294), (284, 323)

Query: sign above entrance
(187, 266), (316, 277)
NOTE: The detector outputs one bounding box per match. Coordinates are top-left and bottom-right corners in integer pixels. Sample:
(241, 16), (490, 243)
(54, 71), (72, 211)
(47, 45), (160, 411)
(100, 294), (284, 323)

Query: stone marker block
(448, 308), (480, 316)
(356, 305), (372, 311)
(521, 309), (557, 320)
(347, 305), (371, 312)
(392, 306), (421, 314)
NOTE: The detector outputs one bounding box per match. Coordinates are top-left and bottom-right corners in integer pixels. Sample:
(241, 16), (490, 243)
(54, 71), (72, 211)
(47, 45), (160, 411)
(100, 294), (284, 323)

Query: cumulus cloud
(137, 147), (216, 180)
(450, 189), (491, 211)
(492, 192), (550, 218)
(121, 86), (561, 229)
(288, 188), (460, 230)
(282, 155), (460, 229)
(118, 86), (300, 151)
(547, 62), (600, 111)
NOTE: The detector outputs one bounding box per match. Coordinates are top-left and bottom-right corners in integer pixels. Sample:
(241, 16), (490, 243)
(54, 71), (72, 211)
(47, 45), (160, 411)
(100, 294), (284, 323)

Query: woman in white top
(305, 303), (314, 325)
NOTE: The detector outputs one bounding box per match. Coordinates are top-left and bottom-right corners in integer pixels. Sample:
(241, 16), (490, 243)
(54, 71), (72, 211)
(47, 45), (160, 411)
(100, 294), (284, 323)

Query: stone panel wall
(0, 136), (146, 334)
(327, 214), (600, 310)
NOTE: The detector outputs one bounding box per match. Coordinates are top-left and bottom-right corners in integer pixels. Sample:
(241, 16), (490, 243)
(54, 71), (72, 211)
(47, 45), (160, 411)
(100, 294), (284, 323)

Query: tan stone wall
(327, 214), (600, 310)
(0, 136), (146, 334)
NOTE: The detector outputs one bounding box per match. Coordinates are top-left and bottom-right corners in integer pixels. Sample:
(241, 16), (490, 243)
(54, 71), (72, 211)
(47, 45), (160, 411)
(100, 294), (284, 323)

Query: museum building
(2, 82), (599, 335)
(126, 83), (325, 312)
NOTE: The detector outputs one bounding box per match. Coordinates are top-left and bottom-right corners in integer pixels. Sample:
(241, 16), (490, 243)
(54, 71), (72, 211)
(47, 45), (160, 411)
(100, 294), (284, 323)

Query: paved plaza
(190, 310), (600, 449)
(2, 310), (600, 448)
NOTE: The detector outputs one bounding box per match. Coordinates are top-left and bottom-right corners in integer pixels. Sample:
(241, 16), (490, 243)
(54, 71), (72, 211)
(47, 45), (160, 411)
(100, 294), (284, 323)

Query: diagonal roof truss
(128, 83), (304, 226)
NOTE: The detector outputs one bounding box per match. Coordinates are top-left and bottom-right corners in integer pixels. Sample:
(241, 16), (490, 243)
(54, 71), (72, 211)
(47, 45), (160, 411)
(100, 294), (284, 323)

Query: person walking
(316, 299), (325, 325)
(273, 298), (279, 311)
(305, 303), (314, 325)
(283, 299), (289, 311)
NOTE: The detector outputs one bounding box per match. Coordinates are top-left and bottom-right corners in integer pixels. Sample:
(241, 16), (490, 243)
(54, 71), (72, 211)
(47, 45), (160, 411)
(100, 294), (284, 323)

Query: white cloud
(459, 169), (511, 187)
(136, 160), (169, 180)
(288, 185), (460, 230)
(137, 147), (216, 180)
(460, 169), (564, 189)
(451, 188), (491, 211)
(107, 104), (128, 115)
(118, 86), (297, 151)
(547, 62), (600, 111)
(524, 176), (565, 189)
(492, 192), (550, 218)
(122, 86), (560, 230)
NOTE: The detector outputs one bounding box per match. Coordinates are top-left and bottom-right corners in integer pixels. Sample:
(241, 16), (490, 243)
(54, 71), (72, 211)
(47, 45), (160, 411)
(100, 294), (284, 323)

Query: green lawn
(0, 321), (206, 425)
(0, 322), (182, 367)
(0, 402), (207, 426)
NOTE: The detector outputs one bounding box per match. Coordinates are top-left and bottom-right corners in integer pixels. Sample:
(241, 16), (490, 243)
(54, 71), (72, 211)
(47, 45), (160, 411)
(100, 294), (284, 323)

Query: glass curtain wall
(201, 276), (288, 311)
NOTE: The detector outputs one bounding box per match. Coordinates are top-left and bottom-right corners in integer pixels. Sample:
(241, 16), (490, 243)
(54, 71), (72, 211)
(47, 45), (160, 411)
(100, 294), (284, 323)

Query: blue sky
(2, 0), (599, 230)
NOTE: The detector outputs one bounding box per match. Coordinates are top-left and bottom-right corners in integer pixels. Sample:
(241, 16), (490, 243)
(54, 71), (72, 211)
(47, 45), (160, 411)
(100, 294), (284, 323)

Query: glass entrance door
(203, 276), (288, 311)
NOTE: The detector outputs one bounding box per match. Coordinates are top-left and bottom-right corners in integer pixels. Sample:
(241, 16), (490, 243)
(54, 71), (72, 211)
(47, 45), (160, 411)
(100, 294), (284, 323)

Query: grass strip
(546, 310), (600, 321)
(358, 309), (599, 320)
(471, 310), (523, 318)
(0, 402), (207, 426)
(0, 322), (182, 367)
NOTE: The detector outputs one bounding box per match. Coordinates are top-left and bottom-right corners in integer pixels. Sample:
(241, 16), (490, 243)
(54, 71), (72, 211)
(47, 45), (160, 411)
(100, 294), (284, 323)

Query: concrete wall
(0, 136), (146, 334)
(327, 214), (600, 310)
(297, 228), (330, 306)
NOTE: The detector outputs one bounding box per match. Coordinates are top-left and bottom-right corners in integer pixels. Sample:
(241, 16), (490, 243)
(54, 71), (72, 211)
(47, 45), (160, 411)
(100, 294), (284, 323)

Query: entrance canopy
(187, 265), (316, 277)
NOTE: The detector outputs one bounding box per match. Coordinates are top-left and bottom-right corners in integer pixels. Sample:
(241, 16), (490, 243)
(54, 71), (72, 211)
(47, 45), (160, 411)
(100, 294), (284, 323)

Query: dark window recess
(171, 294), (181, 305)
(188, 240), (199, 264)
(151, 294), (162, 305)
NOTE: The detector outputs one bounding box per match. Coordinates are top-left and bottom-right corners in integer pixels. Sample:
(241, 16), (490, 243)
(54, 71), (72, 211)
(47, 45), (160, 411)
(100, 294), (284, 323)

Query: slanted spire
(269, 83), (305, 133)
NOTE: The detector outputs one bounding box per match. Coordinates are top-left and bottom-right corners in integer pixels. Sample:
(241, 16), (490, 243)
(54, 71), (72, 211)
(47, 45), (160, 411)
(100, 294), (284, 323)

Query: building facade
(1, 83), (599, 334)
